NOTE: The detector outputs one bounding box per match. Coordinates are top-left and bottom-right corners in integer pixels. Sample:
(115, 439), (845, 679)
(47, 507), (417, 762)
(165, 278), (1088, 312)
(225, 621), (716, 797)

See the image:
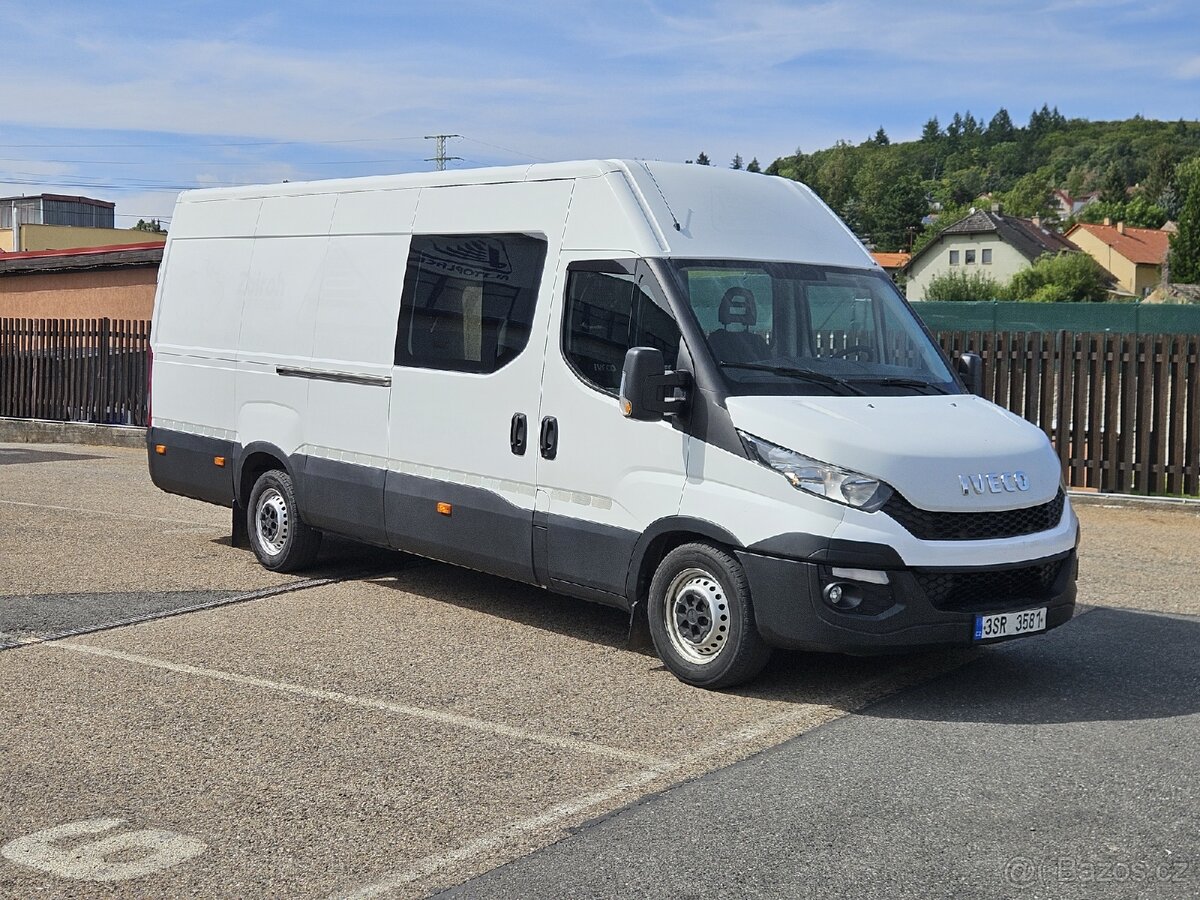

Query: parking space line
(0, 498), (214, 527)
(336, 649), (987, 898)
(49, 641), (665, 767)
(335, 706), (849, 899)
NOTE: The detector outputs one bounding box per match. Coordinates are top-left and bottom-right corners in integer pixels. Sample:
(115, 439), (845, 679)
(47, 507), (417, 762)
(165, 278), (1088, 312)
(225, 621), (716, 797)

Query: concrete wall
(906, 233), (1028, 300)
(1, 224), (166, 253)
(0, 267), (157, 318)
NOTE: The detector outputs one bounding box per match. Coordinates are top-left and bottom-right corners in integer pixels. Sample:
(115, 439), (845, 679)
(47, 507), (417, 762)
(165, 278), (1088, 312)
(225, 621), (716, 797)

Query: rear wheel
(247, 469), (322, 572)
(648, 543), (772, 689)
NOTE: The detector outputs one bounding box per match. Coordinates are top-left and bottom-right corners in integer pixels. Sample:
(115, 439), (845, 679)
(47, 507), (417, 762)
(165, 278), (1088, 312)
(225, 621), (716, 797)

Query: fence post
(98, 318), (111, 425)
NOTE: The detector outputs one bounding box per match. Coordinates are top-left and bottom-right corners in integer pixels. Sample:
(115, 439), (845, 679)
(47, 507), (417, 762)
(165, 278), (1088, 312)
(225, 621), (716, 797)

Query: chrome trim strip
(275, 366), (391, 387)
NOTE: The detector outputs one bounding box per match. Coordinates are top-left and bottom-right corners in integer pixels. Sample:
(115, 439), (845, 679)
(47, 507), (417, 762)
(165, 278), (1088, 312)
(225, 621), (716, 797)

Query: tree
(961, 112), (982, 144)
(746, 157), (762, 173)
(986, 108), (1015, 145)
(873, 127), (890, 146)
(923, 270), (1006, 301)
(1100, 163), (1128, 204)
(731, 154), (743, 170)
(1001, 171), (1053, 218)
(1169, 160), (1200, 283)
(133, 218), (166, 233)
(695, 151), (711, 166)
(1076, 196), (1168, 229)
(1008, 252), (1112, 302)
(920, 117), (941, 143)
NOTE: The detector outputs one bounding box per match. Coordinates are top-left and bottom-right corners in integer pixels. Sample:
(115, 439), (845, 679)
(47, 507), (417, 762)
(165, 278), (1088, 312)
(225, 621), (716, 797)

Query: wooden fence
(0, 319), (1197, 495)
(0, 318), (150, 427)
(937, 331), (1200, 496)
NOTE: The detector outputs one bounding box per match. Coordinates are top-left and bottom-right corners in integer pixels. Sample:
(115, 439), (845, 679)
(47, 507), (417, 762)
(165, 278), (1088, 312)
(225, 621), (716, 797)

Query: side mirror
(958, 351), (984, 396)
(619, 347), (690, 421)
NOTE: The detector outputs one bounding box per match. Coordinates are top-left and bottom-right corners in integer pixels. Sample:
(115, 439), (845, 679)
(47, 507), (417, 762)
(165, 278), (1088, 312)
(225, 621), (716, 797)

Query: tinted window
(563, 267), (680, 394)
(395, 234), (547, 372)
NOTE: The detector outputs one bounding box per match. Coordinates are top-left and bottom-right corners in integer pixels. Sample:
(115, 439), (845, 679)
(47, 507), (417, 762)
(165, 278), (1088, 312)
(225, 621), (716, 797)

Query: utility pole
(424, 134), (463, 171)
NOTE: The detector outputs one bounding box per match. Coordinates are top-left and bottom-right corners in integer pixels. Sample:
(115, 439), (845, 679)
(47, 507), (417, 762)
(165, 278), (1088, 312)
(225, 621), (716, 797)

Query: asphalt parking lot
(1, 442), (1197, 898)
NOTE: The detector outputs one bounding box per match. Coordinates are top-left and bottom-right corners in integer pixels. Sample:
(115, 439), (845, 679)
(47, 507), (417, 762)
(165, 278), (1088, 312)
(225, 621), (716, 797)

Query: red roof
(872, 251), (911, 269)
(1065, 223), (1170, 265)
(0, 240), (165, 261)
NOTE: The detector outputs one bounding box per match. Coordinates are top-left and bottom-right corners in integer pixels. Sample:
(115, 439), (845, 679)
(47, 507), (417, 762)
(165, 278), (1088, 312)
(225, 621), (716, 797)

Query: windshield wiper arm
(718, 362), (866, 395)
(847, 376), (950, 395)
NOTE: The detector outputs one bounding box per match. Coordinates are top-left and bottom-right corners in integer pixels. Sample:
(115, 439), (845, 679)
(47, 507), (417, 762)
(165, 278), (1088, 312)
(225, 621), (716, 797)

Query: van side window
(395, 234), (547, 373)
(563, 266), (680, 395)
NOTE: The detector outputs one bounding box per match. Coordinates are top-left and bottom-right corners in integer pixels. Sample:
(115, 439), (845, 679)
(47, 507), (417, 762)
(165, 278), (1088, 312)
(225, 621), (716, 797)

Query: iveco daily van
(148, 160), (1078, 688)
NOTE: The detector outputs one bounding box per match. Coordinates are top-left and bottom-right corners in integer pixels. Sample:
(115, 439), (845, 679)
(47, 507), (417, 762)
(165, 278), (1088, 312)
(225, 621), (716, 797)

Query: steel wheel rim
(255, 487), (289, 556)
(663, 567), (730, 666)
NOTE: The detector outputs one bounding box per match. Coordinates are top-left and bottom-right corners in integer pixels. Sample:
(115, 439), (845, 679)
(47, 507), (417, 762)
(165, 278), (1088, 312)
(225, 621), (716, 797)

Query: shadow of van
(858, 606), (1200, 726)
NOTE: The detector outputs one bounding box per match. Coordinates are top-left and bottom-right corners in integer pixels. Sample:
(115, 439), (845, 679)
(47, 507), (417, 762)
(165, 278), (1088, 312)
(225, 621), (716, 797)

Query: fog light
(823, 582), (862, 611)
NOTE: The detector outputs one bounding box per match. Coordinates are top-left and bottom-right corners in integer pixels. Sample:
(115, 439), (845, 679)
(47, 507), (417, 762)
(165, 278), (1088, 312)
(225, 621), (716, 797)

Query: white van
(148, 160), (1078, 688)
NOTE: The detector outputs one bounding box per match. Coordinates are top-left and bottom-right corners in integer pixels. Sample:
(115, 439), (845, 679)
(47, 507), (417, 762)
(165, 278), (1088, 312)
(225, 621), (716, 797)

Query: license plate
(974, 607), (1046, 641)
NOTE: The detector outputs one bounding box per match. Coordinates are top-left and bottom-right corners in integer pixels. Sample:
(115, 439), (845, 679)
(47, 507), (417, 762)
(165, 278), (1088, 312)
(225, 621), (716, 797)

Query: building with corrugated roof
(0, 193), (166, 253)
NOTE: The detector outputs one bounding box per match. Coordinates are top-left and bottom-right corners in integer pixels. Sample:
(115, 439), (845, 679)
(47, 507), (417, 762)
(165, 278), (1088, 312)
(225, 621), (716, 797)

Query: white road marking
(335, 707), (850, 899)
(50, 641), (664, 767)
(2, 818), (205, 882)
(335, 650), (984, 898)
(0, 498), (215, 527)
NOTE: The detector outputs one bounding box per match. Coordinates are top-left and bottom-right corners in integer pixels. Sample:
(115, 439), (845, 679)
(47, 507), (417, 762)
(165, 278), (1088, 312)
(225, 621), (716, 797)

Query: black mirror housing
(958, 351), (984, 396)
(620, 347), (690, 421)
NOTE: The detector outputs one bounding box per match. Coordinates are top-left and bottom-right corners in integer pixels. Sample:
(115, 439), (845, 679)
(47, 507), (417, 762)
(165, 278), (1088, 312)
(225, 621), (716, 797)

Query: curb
(0, 417), (146, 449)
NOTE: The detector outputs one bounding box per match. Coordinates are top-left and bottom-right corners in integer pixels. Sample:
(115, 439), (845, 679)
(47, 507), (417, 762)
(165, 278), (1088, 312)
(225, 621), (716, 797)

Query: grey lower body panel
(741, 546), (1078, 654)
(383, 470), (537, 585)
(146, 427), (235, 507)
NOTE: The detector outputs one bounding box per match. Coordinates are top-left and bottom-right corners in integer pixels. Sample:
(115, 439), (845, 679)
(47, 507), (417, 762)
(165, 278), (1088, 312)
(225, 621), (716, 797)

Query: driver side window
(563, 266), (680, 395)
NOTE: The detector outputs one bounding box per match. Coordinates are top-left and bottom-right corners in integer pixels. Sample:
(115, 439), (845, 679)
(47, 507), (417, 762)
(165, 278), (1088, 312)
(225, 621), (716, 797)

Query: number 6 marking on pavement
(1, 818), (206, 882)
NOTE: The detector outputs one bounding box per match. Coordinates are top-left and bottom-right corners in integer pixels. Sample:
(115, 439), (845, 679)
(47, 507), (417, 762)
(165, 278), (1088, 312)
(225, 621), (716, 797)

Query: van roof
(172, 160), (875, 269)
(177, 160), (628, 202)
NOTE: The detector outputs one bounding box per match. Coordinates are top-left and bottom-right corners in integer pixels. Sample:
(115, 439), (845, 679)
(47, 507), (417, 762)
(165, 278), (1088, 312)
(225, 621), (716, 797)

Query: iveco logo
(959, 472), (1030, 495)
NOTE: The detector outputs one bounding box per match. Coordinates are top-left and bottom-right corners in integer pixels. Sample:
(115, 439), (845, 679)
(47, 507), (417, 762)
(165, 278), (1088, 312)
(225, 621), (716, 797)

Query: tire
(246, 469), (322, 572)
(647, 542), (772, 689)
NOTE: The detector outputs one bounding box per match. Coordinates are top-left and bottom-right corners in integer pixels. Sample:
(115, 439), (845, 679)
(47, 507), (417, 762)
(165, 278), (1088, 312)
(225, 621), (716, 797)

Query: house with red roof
(1063, 221), (1171, 296)
(870, 251), (910, 281)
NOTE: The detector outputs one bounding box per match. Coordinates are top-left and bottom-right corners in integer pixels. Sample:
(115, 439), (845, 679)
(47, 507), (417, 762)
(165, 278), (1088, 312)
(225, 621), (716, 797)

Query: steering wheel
(831, 344), (874, 360)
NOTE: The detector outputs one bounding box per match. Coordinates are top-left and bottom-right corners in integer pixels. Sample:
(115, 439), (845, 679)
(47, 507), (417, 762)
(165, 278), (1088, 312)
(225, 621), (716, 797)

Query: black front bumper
(739, 546), (1078, 654)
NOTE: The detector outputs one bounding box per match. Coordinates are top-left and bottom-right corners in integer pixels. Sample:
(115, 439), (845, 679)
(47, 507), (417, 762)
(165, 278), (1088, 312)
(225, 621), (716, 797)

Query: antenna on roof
(637, 161), (682, 231)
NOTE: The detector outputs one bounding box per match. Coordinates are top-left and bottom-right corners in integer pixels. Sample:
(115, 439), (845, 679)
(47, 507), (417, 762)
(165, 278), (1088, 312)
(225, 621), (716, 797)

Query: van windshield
(663, 259), (957, 397)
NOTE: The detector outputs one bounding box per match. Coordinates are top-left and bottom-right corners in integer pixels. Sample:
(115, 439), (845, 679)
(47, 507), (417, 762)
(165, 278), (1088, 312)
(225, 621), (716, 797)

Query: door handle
(510, 413), (527, 455)
(539, 416), (558, 460)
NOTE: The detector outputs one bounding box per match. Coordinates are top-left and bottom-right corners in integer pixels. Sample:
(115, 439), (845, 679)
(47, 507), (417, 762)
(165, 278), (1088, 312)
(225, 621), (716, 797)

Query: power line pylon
(425, 134), (463, 171)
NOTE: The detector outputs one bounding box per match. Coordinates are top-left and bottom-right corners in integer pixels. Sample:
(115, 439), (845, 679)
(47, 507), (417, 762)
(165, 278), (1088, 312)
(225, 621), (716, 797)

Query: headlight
(739, 431), (892, 512)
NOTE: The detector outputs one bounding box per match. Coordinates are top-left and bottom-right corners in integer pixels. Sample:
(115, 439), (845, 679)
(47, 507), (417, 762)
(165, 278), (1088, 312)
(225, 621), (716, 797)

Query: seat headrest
(718, 287), (757, 327)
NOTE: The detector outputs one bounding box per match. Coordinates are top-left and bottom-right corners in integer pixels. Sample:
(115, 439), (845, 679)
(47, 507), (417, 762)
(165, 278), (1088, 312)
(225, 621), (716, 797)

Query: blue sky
(1, 0), (1198, 226)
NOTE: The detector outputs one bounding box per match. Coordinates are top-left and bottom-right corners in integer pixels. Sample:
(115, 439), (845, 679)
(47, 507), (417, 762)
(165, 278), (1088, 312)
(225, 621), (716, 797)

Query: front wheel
(647, 543), (772, 689)
(247, 469), (322, 572)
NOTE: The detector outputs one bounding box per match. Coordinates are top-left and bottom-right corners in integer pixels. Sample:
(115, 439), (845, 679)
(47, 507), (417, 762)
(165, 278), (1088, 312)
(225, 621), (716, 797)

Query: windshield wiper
(847, 376), (950, 395)
(718, 362), (866, 396)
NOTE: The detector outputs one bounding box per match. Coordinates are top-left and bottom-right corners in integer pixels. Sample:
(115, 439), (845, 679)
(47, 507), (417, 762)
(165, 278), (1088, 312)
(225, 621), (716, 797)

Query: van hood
(724, 394), (1061, 511)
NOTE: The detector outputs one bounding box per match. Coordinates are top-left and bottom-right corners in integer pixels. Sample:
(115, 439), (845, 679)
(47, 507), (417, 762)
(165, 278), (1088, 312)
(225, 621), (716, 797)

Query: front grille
(914, 557), (1067, 612)
(882, 489), (1065, 541)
